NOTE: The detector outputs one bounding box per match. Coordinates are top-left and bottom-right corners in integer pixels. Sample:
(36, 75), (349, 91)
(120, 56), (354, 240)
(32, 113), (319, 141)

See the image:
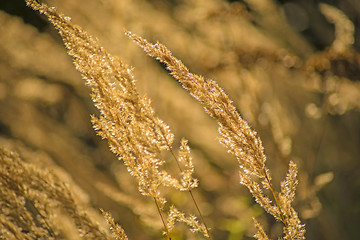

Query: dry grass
(1, 0), (360, 239)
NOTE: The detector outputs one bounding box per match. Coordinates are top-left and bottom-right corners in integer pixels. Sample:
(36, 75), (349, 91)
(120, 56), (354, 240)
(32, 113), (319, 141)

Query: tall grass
(1, 0), (359, 239)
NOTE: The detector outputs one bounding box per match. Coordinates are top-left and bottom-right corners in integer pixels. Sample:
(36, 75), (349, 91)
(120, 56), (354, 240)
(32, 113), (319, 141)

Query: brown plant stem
(154, 197), (171, 240)
(263, 169), (287, 226)
(159, 125), (211, 238)
(188, 190), (212, 240)
(167, 146), (212, 239)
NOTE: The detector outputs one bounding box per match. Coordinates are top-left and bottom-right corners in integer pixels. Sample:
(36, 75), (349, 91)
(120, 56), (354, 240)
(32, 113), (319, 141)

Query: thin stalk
(154, 197), (171, 240)
(188, 189), (211, 239)
(160, 127), (212, 239)
(168, 147), (212, 240)
(263, 169), (287, 226)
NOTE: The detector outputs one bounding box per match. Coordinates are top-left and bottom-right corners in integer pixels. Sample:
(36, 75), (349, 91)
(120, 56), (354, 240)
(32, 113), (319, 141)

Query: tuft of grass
(0, 147), (118, 240)
(21, 0), (306, 239)
(7, 0), (360, 239)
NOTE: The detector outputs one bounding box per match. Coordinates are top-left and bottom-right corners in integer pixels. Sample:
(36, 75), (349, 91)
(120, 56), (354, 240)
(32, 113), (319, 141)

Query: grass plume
(2, 0), (359, 239)
(13, 0), (355, 238)
(0, 147), (116, 240)
(25, 0), (210, 238)
(126, 32), (305, 239)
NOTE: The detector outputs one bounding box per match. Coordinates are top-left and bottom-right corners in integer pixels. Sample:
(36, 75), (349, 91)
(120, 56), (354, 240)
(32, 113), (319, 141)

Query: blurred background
(0, 0), (359, 239)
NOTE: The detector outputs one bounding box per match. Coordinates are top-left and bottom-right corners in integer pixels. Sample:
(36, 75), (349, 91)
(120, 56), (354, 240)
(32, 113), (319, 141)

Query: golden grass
(1, 0), (359, 239)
